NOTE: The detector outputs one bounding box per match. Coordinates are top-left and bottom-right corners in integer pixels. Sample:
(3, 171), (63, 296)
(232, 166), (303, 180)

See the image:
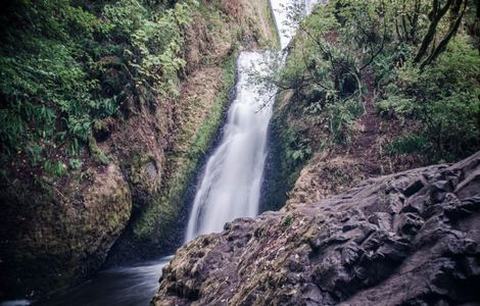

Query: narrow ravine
(185, 0), (311, 241)
(32, 1), (312, 305)
(3, 0), (479, 304)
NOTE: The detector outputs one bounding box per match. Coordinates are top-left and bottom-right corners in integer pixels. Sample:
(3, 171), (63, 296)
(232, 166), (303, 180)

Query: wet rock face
(0, 164), (132, 298)
(153, 152), (480, 306)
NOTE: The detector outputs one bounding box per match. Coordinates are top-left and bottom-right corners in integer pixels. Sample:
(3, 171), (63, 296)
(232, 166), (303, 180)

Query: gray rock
(153, 152), (480, 305)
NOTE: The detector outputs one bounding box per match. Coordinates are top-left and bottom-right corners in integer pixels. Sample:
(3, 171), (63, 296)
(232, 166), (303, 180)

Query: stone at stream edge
(152, 151), (480, 305)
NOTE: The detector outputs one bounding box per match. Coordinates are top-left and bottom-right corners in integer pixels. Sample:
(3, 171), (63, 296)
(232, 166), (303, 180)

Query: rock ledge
(153, 152), (480, 305)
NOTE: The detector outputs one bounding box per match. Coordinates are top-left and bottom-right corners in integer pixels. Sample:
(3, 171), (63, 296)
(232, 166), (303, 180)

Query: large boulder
(153, 151), (480, 305)
(0, 164), (132, 298)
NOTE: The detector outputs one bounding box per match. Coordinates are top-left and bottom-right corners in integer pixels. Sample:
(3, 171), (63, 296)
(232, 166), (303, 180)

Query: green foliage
(265, 0), (478, 215)
(43, 160), (67, 177)
(371, 43), (415, 86)
(269, 0), (375, 148)
(379, 36), (480, 161)
(105, 0), (196, 96)
(387, 134), (429, 155)
(282, 215), (294, 228)
(103, 0), (148, 35)
(285, 130), (312, 166)
(0, 0), (196, 176)
(376, 95), (416, 118)
(279, 0), (479, 162)
(68, 158), (83, 170)
(326, 98), (364, 144)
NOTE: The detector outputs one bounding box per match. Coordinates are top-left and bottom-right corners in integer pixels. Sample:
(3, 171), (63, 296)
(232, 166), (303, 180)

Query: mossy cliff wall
(109, 0), (279, 261)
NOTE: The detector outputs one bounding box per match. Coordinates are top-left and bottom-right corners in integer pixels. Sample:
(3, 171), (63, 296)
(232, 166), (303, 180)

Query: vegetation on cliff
(264, 0), (480, 210)
(1, 0), (479, 302)
(0, 0), (197, 177)
(112, 0), (278, 259)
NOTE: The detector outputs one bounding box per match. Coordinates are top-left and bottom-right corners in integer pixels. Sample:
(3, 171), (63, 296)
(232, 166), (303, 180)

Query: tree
(414, 0), (469, 68)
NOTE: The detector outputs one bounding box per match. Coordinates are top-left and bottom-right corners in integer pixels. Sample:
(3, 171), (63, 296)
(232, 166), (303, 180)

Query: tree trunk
(414, 0), (453, 63)
(408, 0), (421, 42)
(421, 0), (467, 67)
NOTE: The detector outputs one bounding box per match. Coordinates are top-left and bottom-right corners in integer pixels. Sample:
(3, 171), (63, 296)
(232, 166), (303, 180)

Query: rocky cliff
(153, 151), (480, 305)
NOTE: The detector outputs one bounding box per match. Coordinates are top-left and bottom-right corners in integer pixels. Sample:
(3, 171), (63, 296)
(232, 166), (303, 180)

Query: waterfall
(20, 2), (319, 306)
(184, 52), (275, 240)
(185, 0), (316, 242)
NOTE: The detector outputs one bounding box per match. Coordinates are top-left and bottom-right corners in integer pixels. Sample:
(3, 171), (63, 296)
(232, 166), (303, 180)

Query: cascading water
(184, 52), (275, 241)
(184, 0), (307, 242)
(271, 0), (301, 49)
(16, 1), (316, 306)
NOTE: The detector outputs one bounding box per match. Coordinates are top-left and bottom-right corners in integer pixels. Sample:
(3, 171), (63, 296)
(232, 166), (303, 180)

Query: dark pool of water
(31, 256), (172, 306)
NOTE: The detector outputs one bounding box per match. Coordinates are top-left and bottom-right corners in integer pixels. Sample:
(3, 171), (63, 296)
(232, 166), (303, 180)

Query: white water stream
(185, 0), (308, 242)
(185, 0), (315, 241)
(184, 52), (275, 240)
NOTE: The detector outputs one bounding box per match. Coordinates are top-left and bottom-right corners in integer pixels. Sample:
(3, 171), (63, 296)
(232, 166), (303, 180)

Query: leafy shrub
(325, 97), (364, 144)
(376, 95), (416, 119)
(105, 0), (196, 96)
(288, 138), (312, 164)
(424, 91), (480, 160)
(43, 160), (67, 177)
(387, 134), (429, 155)
(379, 36), (480, 161)
(285, 129), (312, 166)
(69, 158), (83, 170)
(0, 0), (197, 176)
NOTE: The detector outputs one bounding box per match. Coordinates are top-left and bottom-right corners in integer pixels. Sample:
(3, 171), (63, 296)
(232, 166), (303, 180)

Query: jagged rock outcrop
(153, 151), (480, 305)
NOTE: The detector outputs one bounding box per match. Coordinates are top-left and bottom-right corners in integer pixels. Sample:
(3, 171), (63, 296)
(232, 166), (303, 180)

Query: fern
(0, 0), (197, 175)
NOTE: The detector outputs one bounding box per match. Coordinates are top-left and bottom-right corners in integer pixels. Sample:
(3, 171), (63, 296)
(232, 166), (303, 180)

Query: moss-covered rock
(154, 152), (480, 306)
(0, 164), (131, 299)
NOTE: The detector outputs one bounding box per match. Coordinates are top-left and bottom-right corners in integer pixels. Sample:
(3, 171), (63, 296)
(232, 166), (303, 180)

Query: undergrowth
(0, 0), (197, 176)
(273, 0), (479, 164)
(263, 0), (479, 210)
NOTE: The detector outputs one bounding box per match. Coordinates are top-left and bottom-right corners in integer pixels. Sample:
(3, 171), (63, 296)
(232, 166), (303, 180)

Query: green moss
(132, 53), (237, 241)
(88, 136), (110, 165)
(262, 95), (303, 211)
(264, 0), (281, 49)
(128, 153), (156, 188)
